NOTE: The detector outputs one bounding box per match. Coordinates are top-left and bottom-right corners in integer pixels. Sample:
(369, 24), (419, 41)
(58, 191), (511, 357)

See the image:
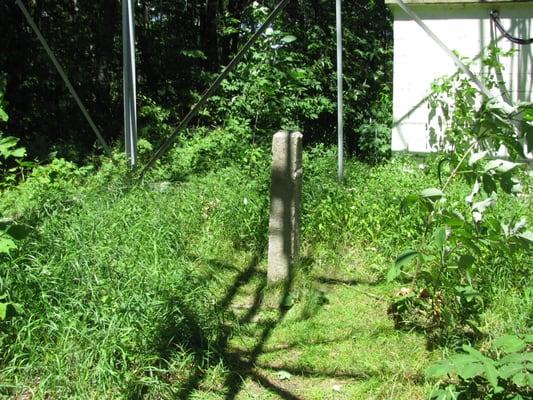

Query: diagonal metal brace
(15, 0), (113, 157)
(140, 0), (291, 179)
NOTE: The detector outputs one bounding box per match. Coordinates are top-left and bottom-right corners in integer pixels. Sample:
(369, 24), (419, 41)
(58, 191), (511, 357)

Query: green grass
(0, 142), (530, 399)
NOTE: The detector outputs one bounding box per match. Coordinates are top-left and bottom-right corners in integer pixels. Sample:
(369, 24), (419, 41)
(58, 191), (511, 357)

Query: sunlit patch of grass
(220, 242), (442, 400)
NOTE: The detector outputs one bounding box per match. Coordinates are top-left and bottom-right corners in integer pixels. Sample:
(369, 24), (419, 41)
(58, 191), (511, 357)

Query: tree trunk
(201, 0), (219, 68)
(94, 0), (119, 140)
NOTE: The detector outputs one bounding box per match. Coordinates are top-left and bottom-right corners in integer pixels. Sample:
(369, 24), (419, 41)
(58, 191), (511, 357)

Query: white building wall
(388, 1), (533, 154)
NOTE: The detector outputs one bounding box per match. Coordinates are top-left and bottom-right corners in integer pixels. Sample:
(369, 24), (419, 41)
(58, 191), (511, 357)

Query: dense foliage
(0, 0), (392, 162)
(383, 47), (533, 399)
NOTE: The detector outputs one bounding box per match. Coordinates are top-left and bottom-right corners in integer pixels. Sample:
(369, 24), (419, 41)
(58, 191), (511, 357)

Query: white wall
(389, 1), (533, 153)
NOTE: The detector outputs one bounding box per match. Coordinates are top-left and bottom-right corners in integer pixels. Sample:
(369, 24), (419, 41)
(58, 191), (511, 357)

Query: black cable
(490, 10), (533, 45)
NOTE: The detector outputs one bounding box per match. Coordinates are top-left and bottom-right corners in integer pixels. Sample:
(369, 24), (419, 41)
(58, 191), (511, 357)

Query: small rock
(332, 384), (343, 392)
(276, 370), (292, 381)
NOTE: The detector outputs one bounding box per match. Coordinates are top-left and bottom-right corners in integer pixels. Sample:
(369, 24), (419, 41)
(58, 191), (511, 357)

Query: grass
(220, 249), (440, 400)
(146, 242), (441, 400)
(0, 141), (530, 399)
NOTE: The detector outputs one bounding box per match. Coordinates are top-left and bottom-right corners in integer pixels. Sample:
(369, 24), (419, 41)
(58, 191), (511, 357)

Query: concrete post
(267, 131), (303, 283)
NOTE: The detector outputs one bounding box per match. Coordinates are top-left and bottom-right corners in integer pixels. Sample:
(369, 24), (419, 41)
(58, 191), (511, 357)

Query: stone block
(267, 131), (303, 283)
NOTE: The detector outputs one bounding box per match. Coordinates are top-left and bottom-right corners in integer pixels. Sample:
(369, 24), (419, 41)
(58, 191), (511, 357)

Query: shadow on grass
(124, 246), (382, 400)
(253, 363), (374, 380)
(124, 243), (380, 400)
(218, 273), (298, 400)
(128, 247), (366, 400)
(122, 248), (298, 400)
(314, 276), (381, 286)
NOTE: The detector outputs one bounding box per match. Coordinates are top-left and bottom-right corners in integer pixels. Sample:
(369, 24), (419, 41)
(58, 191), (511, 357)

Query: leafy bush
(0, 79), (30, 188)
(0, 84), (28, 334)
(387, 48), (533, 346)
(202, 1), (392, 161)
(138, 94), (174, 145)
(428, 333), (533, 399)
(207, 4), (335, 140)
(0, 158), (95, 224)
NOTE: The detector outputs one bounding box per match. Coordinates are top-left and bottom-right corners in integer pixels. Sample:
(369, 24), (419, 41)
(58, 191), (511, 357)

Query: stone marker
(267, 131), (303, 283)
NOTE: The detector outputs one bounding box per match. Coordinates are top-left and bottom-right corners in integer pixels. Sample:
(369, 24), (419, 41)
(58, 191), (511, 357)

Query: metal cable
(490, 10), (533, 45)
(394, 0), (493, 100)
(15, 0), (113, 157)
(139, 0), (291, 179)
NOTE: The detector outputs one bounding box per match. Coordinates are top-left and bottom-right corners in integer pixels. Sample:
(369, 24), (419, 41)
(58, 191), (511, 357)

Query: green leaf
(388, 250), (420, 282)
(386, 265), (401, 282)
(0, 235), (16, 254)
(498, 363), (523, 379)
(468, 151), (487, 166)
(523, 107), (533, 121)
(484, 361), (500, 388)
(0, 303), (6, 320)
(482, 174), (497, 194)
(442, 210), (466, 228)
(517, 231), (533, 243)
(462, 345), (499, 387)
(10, 147), (26, 158)
(395, 250), (419, 269)
(499, 352), (533, 364)
(494, 335), (527, 353)
(458, 254), (475, 268)
(493, 386), (504, 394)
(421, 188), (444, 199)
(0, 136), (18, 152)
(7, 224), (30, 240)
(472, 197), (495, 220)
(400, 194), (421, 212)
(180, 50), (207, 60)
(433, 227), (446, 251)
(462, 345), (489, 362)
(426, 360), (454, 378)
(484, 159), (520, 174)
(281, 35), (297, 44)
(456, 361), (484, 380)
(0, 301), (21, 321)
(511, 372), (528, 387)
(526, 127), (533, 152)
(0, 108), (8, 122)
(0, 136), (17, 146)
(17, 160), (34, 169)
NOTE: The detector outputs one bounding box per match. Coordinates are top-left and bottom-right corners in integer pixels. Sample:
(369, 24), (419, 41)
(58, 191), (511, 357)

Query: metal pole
(123, 0), (137, 168)
(15, 0), (112, 157)
(336, 0), (344, 180)
(140, 0), (291, 178)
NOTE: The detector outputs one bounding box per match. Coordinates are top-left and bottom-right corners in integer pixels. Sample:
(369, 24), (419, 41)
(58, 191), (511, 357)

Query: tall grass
(0, 148), (271, 397)
(0, 131), (530, 397)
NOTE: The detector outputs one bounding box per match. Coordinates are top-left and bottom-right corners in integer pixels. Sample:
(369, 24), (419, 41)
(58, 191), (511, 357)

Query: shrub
(428, 333), (533, 399)
(387, 47), (533, 346)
